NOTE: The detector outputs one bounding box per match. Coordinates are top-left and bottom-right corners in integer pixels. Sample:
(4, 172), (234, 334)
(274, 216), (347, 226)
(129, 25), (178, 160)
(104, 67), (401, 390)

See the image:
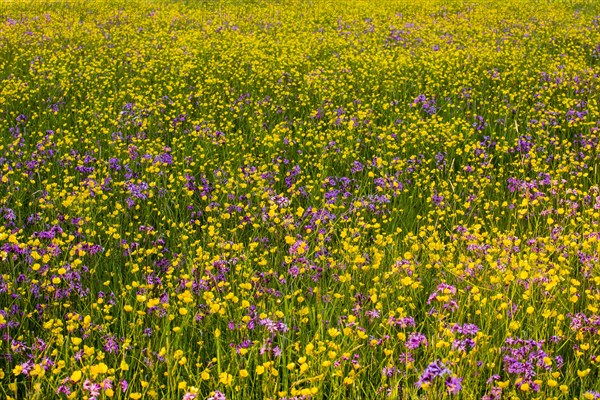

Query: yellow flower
(70, 370), (82, 382)
(90, 363), (108, 378)
(239, 369), (249, 378)
(219, 372), (233, 385)
(559, 385), (568, 393)
(29, 364), (44, 377)
(577, 369), (590, 378)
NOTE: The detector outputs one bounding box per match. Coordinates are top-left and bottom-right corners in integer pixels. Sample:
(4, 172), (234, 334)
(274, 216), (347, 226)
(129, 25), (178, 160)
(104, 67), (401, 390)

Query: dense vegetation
(1, 0), (600, 398)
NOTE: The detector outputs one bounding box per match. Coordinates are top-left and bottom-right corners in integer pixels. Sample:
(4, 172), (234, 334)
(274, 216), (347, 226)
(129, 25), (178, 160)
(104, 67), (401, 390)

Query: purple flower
(452, 338), (475, 352)
(435, 151), (446, 169)
(432, 192), (444, 207)
(398, 352), (414, 364)
(472, 115), (487, 131)
(389, 316), (415, 328)
(103, 335), (119, 354)
(445, 376), (463, 394)
(427, 283), (458, 313)
(259, 318), (288, 334)
(411, 94), (437, 115)
(126, 181), (150, 199)
(154, 153), (173, 165)
(501, 337), (551, 392)
(406, 332), (428, 350)
(350, 161), (364, 173)
(416, 360), (450, 388)
(83, 380), (101, 397)
(56, 385), (72, 395)
(451, 323), (479, 336)
(210, 390), (226, 400)
(182, 392), (198, 400)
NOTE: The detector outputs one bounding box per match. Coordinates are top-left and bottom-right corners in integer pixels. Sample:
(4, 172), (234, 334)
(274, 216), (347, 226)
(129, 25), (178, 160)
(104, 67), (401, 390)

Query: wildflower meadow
(1, 0), (600, 399)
